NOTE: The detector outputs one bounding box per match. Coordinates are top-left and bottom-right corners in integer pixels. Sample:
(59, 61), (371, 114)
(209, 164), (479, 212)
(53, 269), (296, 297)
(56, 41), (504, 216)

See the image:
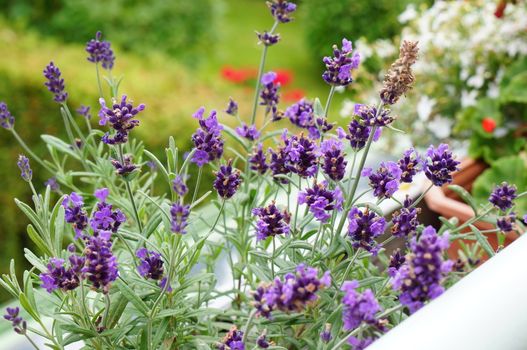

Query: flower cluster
(214, 160), (242, 199)
(17, 155), (32, 182)
(40, 254), (85, 293)
(322, 38), (360, 86)
(497, 212), (516, 233)
(362, 161), (402, 199)
(43, 62), (68, 103)
(4, 308), (26, 335)
(85, 31), (115, 70)
(398, 148), (423, 183)
(341, 280), (385, 331)
(170, 203), (190, 234)
(253, 264), (330, 318)
(298, 181), (343, 222)
(380, 40), (419, 105)
(0, 102), (14, 129)
(90, 188), (126, 235)
(225, 98), (238, 116)
(83, 231), (119, 294)
(99, 95), (146, 145)
(252, 202), (290, 241)
(285, 99), (314, 129)
(320, 139), (347, 181)
(62, 192), (89, 238)
(356, 104), (394, 127)
(337, 120), (381, 151)
(257, 31), (280, 46)
(236, 123), (260, 141)
(267, 0), (297, 23)
(172, 175), (188, 197)
(76, 105), (91, 120)
(249, 143), (269, 174)
(111, 154), (138, 176)
(391, 226), (453, 313)
(217, 326), (245, 350)
(191, 107), (224, 166)
(347, 207), (386, 254)
(136, 248), (168, 288)
(269, 131), (318, 180)
(391, 197), (420, 238)
(260, 72), (282, 120)
(423, 144), (460, 186)
(489, 182), (517, 212)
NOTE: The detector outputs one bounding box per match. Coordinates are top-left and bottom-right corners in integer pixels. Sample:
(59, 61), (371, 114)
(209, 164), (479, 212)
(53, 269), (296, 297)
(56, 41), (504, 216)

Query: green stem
(191, 166), (203, 205)
(242, 310), (257, 344)
(11, 129), (53, 172)
(95, 63), (104, 98)
(118, 145), (143, 233)
(103, 294), (111, 329)
(24, 334), (40, 350)
(311, 223), (324, 261)
(271, 237), (276, 279)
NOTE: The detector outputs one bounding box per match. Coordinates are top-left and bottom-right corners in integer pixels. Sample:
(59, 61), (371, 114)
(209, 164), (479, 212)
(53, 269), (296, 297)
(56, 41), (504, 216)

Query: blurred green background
(0, 0), (425, 301)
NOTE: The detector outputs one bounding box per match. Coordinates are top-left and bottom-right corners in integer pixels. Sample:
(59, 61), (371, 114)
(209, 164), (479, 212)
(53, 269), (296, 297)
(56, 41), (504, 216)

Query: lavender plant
(1, 2), (525, 349)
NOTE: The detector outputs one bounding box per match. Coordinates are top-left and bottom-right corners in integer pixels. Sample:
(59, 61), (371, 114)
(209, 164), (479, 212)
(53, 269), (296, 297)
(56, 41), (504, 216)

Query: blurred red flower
(221, 66), (257, 84)
(482, 117), (497, 133)
(274, 69), (293, 86)
(283, 89), (305, 102)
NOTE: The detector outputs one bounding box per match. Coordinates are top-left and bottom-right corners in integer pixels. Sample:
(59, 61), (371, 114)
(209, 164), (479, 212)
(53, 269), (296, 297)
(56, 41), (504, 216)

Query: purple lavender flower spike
(267, 0), (297, 23)
(253, 264), (330, 318)
(111, 154), (138, 176)
(489, 182), (517, 212)
(17, 155), (32, 182)
(347, 207), (386, 255)
(424, 144), (460, 186)
(0, 102), (15, 129)
(136, 248), (165, 283)
(99, 95), (145, 145)
(4, 307), (27, 335)
(341, 280), (384, 331)
(85, 31), (115, 70)
(217, 326), (245, 350)
(249, 143), (269, 174)
(285, 99), (314, 129)
(309, 116), (334, 140)
(322, 38), (360, 86)
(172, 175), (188, 196)
(62, 192), (88, 238)
(225, 98), (238, 116)
(257, 31), (280, 46)
(281, 132), (318, 177)
(391, 226), (453, 313)
(236, 123), (260, 140)
(364, 161), (402, 199)
(76, 105), (92, 120)
(298, 181), (343, 223)
(256, 331), (271, 348)
(83, 232), (119, 294)
(40, 255), (85, 293)
(356, 104), (394, 127)
(260, 71), (282, 121)
(391, 196), (420, 238)
(252, 201), (291, 241)
(170, 202), (190, 234)
(90, 189), (126, 235)
(43, 62), (68, 103)
(214, 160), (242, 199)
(346, 120), (372, 150)
(320, 138), (347, 181)
(348, 337), (374, 350)
(398, 148), (423, 183)
(388, 249), (406, 277)
(497, 212), (516, 232)
(191, 108), (224, 166)
(269, 146), (290, 182)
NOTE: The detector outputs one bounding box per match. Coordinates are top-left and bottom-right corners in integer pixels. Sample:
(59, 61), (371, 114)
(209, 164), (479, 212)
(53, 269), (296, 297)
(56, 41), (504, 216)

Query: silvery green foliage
(1, 2), (524, 349)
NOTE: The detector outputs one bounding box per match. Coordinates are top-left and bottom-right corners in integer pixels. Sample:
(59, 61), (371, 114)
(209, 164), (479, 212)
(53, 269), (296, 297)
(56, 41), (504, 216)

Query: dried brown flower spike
(379, 40), (419, 105)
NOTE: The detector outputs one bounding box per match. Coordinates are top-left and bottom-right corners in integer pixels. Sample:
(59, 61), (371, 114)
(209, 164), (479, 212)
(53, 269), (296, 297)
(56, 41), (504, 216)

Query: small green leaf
(448, 185), (479, 215)
(470, 224), (495, 258)
(115, 279), (150, 317)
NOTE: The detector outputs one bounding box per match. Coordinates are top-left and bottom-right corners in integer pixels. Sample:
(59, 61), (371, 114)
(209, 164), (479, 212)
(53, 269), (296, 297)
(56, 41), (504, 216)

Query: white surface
(368, 233), (527, 350)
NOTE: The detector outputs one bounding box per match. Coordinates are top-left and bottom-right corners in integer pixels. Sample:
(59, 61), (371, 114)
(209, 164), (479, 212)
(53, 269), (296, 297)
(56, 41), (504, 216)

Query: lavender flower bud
(0, 102), (15, 129)
(62, 192), (89, 238)
(257, 31), (280, 46)
(249, 143), (269, 174)
(90, 189), (126, 235)
(40, 255), (85, 293)
(225, 98), (238, 116)
(489, 182), (517, 212)
(391, 226), (453, 313)
(391, 196), (420, 238)
(136, 248), (165, 281)
(111, 155), (138, 177)
(424, 144), (460, 186)
(347, 207), (386, 255)
(252, 201), (290, 241)
(172, 175), (188, 197)
(497, 212), (516, 232)
(267, 0), (297, 23)
(356, 104), (394, 127)
(43, 62), (68, 103)
(16, 155), (32, 182)
(260, 71), (282, 120)
(256, 331), (271, 348)
(83, 231), (119, 294)
(170, 202), (190, 234)
(99, 95), (145, 145)
(85, 31), (115, 70)
(341, 280), (384, 331)
(298, 181), (343, 222)
(320, 138), (347, 181)
(380, 40), (419, 105)
(320, 324), (332, 343)
(217, 326), (245, 350)
(76, 105), (92, 120)
(322, 38), (360, 86)
(213, 160), (242, 199)
(191, 107), (224, 166)
(4, 307), (27, 335)
(44, 177), (61, 192)
(235, 123), (260, 141)
(362, 161), (402, 199)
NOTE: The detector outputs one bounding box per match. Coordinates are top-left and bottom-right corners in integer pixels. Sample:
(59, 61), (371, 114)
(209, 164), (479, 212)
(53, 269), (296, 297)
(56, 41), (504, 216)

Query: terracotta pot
(424, 158), (516, 258)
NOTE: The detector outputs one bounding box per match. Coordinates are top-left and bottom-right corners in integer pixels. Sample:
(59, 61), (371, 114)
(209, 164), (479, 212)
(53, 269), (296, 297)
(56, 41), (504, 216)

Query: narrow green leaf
(448, 185), (479, 215)
(115, 279), (150, 317)
(470, 224), (495, 257)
